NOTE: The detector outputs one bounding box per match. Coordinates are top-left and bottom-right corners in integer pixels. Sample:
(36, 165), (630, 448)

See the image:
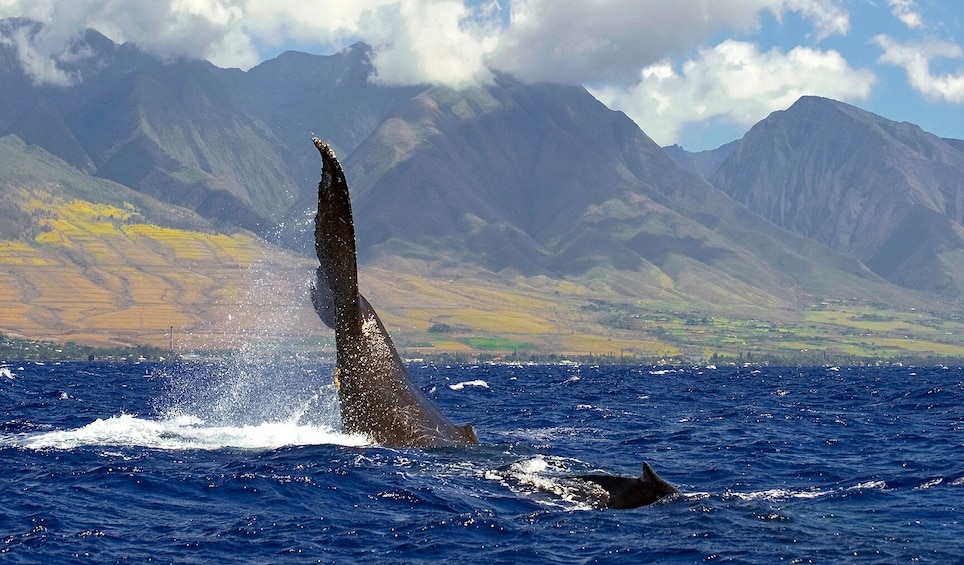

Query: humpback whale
(310, 137), (478, 448)
(308, 137), (677, 506)
(574, 462), (678, 509)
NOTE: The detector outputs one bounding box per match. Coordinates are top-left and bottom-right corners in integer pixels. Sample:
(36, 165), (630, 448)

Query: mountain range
(0, 18), (961, 359)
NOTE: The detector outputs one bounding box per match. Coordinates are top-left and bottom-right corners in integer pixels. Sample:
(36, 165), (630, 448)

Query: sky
(0, 0), (962, 150)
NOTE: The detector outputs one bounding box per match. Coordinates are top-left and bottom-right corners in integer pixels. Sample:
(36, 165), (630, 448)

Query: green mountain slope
(0, 22), (298, 234)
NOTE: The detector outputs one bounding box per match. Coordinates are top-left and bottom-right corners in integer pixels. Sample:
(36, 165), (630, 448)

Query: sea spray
(158, 256), (342, 429)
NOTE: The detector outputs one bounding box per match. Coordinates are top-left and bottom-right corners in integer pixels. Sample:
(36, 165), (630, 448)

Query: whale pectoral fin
(310, 136), (479, 448)
(457, 424), (478, 444)
(313, 136), (359, 326)
(310, 266), (336, 329)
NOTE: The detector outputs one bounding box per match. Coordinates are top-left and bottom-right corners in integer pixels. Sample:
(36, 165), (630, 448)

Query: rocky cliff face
(710, 96), (964, 295)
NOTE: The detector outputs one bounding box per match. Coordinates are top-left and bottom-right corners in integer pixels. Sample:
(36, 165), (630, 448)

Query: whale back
(575, 461), (678, 508)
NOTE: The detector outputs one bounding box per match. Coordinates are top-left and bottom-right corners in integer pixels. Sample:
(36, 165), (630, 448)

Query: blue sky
(1, 1), (962, 150)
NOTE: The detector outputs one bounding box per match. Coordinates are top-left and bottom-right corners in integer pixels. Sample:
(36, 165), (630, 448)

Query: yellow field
(2, 194), (962, 361)
(0, 194), (324, 349)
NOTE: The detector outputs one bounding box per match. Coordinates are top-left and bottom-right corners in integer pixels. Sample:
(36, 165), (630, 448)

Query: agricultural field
(0, 193), (323, 350)
(1, 193), (961, 364)
(359, 262), (964, 364)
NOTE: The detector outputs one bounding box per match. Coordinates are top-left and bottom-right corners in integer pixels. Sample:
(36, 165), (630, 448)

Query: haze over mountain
(0, 19), (296, 234)
(706, 96), (964, 296)
(337, 76), (886, 306)
(1, 18), (961, 358)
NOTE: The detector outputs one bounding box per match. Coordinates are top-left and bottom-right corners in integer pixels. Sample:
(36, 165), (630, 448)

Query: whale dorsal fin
(640, 462), (657, 481)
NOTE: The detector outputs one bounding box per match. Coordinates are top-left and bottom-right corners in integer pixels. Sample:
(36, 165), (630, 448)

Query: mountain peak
(712, 95), (964, 296)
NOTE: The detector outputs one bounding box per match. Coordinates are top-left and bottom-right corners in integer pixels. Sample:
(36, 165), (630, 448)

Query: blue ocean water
(0, 360), (960, 563)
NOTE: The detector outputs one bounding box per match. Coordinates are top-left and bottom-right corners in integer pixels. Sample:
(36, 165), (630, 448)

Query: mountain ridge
(707, 95), (964, 296)
(0, 19), (961, 359)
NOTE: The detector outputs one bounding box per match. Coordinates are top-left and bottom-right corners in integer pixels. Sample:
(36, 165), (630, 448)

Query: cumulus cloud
(487, 0), (850, 85)
(0, 22), (78, 85)
(0, 0), (852, 87)
(887, 0), (923, 29)
(488, 0), (767, 85)
(782, 0), (849, 39)
(590, 40), (876, 145)
(875, 35), (964, 103)
(0, 0), (866, 143)
(0, 0), (258, 82)
(0, 0), (502, 84)
(360, 0), (501, 88)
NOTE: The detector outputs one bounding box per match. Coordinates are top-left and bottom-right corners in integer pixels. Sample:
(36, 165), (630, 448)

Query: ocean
(0, 360), (960, 563)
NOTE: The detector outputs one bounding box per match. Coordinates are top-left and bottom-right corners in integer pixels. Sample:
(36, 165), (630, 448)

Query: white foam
(726, 480), (892, 502)
(726, 488), (830, 501)
(485, 456), (599, 510)
(8, 413), (369, 451)
(914, 478), (943, 490)
(850, 480), (888, 491)
(448, 379), (489, 390)
(0, 366), (14, 379)
(512, 455), (551, 474)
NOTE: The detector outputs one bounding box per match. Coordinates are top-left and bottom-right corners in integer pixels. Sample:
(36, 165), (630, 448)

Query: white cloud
(0, 0), (260, 81)
(0, 0), (853, 89)
(239, 0), (396, 50)
(887, 0), (923, 29)
(0, 24), (78, 85)
(360, 0), (501, 88)
(875, 35), (964, 103)
(487, 0), (851, 85)
(782, 0), (849, 39)
(0, 0), (869, 145)
(590, 40), (876, 146)
(488, 0), (769, 84)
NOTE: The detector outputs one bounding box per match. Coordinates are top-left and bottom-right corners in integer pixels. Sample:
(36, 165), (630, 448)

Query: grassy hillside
(0, 135), (324, 350)
(0, 137), (960, 363)
(2, 197), (960, 361)
(356, 258), (964, 363)
(0, 190), (323, 349)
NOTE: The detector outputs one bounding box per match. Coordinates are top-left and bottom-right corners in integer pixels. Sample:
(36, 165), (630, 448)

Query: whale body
(310, 137), (478, 448)
(307, 138), (679, 505)
(575, 462), (679, 509)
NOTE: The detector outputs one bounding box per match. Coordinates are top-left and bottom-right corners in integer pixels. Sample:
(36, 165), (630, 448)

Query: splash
(2, 360), (366, 451)
(10, 255), (358, 452)
(483, 455), (606, 510)
(7, 413), (367, 451)
(153, 256), (345, 434)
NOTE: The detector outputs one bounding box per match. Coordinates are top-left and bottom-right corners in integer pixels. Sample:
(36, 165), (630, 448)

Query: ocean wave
(914, 477), (943, 490)
(722, 479), (891, 502)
